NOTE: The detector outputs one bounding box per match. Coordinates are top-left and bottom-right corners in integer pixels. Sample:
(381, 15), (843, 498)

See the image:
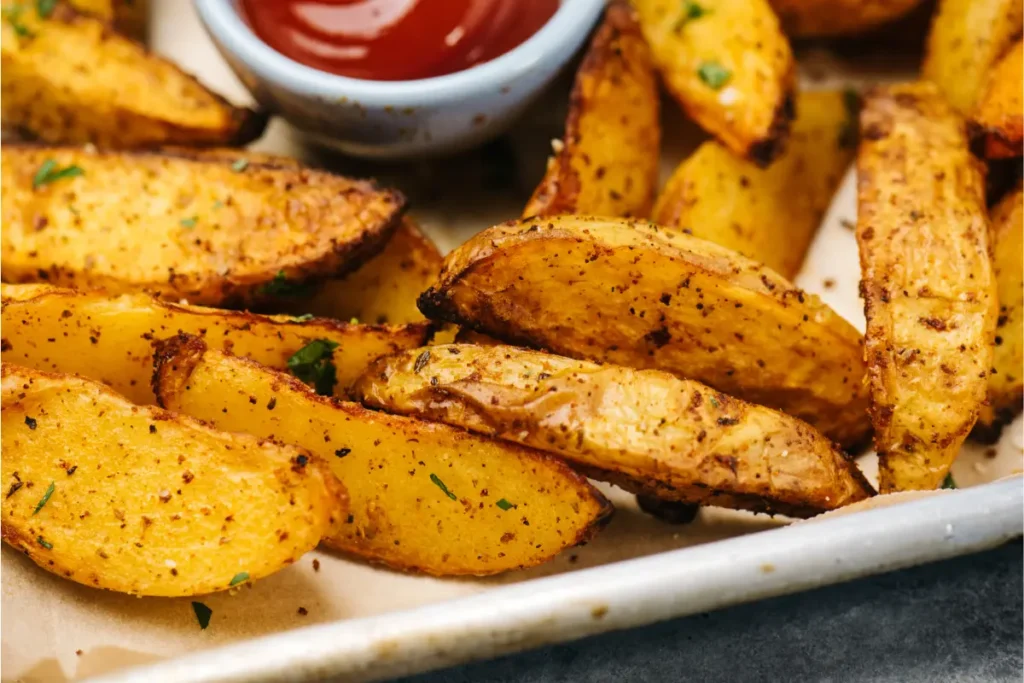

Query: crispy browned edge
(12, 2), (268, 147)
(749, 92), (798, 168)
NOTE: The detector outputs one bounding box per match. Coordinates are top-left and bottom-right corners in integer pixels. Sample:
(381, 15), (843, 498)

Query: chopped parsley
(192, 601), (213, 629)
(2, 5), (33, 38)
(674, 1), (708, 32)
(290, 313), (314, 322)
(37, 536), (52, 550)
(697, 62), (731, 90)
(229, 571), (249, 586)
(941, 473), (957, 489)
(496, 498), (514, 511)
(430, 473), (456, 501)
(179, 216), (197, 228)
(349, 317), (360, 324)
(708, 395), (720, 408)
(230, 158), (249, 172)
(32, 481), (54, 515)
(287, 339), (339, 395)
(35, 0), (56, 17)
(32, 159), (84, 190)
(212, 200), (224, 210)
(258, 270), (313, 297)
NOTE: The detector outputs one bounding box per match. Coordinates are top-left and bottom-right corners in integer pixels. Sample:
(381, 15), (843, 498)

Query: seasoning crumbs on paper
(312, 558), (320, 572)
(297, 607), (308, 616)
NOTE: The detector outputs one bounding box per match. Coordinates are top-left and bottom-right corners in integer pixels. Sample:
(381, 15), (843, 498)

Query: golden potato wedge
(769, 0), (926, 37)
(1, 363), (346, 597)
(68, 0), (147, 40)
(523, 2), (660, 218)
(973, 40), (1024, 159)
(419, 216), (871, 450)
(157, 146), (304, 169)
(652, 90), (858, 279)
(0, 2), (263, 147)
(452, 327), (503, 346)
(152, 335), (613, 576)
(632, 0), (795, 165)
(0, 284), (430, 404)
(0, 145), (404, 306)
(857, 83), (997, 492)
(922, 0), (1024, 114)
(975, 185), (1023, 440)
(355, 345), (875, 517)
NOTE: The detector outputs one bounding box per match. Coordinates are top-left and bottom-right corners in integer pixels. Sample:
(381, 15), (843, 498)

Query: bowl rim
(193, 0), (606, 106)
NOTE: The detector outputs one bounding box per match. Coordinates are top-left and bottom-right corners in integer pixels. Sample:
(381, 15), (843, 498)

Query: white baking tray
(2, 3), (1021, 682)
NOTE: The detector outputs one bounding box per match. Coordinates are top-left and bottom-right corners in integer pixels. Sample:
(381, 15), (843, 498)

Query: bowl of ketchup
(195, 0), (606, 159)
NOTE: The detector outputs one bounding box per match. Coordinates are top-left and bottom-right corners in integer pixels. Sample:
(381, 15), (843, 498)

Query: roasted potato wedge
(632, 0), (795, 165)
(975, 185), (1024, 440)
(1, 363), (346, 597)
(68, 0), (147, 40)
(355, 345), (875, 518)
(769, 0), (926, 37)
(419, 216), (871, 449)
(857, 83), (997, 492)
(0, 146), (404, 306)
(0, 2), (263, 147)
(0, 284), (430, 404)
(922, 0), (1024, 115)
(523, 2), (659, 218)
(973, 39), (1024, 159)
(152, 335), (613, 576)
(652, 90), (858, 279)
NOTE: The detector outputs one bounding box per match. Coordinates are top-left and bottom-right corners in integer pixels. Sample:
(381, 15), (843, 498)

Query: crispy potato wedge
(0, 2), (263, 147)
(419, 216), (871, 449)
(157, 146), (304, 169)
(973, 40), (1024, 159)
(68, 0), (147, 40)
(523, 2), (659, 219)
(975, 185), (1024, 440)
(769, 0), (926, 37)
(0, 145), (404, 306)
(452, 327), (503, 346)
(922, 0), (1024, 114)
(652, 90), (858, 279)
(857, 83), (997, 492)
(0, 284), (430, 404)
(152, 335), (613, 576)
(632, 0), (795, 165)
(1, 363), (346, 597)
(355, 345), (875, 517)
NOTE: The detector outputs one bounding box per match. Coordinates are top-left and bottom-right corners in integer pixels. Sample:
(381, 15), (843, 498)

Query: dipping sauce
(240, 0), (559, 81)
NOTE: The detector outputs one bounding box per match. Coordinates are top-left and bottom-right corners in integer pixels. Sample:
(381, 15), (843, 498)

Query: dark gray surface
(399, 541), (1023, 683)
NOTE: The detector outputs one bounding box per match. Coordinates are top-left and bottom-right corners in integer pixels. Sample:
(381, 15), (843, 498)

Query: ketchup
(239, 0), (560, 81)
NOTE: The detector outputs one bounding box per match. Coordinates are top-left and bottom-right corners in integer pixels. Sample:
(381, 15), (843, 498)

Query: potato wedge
(769, 0), (926, 37)
(0, 145), (404, 306)
(632, 0), (795, 165)
(857, 83), (997, 492)
(0, 2), (263, 147)
(1, 284), (430, 404)
(652, 90), (858, 279)
(1, 363), (346, 597)
(973, 39), (1024, 159)
(355, 345), (875, 517)
(152, 335), (613, 576)
(419, 216), (871, 449)
(523, 2), (660, 218)
(922, 0), (1024, 114)
(68, 0), (147, 40)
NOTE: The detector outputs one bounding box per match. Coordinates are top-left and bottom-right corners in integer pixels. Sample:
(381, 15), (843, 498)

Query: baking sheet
(2, 3), (1022, 682)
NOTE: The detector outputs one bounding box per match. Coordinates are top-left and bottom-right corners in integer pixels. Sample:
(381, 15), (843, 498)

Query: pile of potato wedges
(1, 0), (1020, 597)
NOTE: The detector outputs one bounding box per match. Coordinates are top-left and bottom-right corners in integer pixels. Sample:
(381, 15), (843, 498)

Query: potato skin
(972, 40), (1024, 160)
(419, 216), (871, 450)
(152, 335), (613, 576)
(1, 363), (346, 597)
(523, 2), (660, 219)
(857, 83), (997, 492)
(632, 0), (795, 166)
(769, 0), (926, 37)
(0, 284), (430, 403)
(355, 345), (875, 518)
(652, 90), (858, 279)
(1, 2), (263, 147)
(0, 145), (404, 306)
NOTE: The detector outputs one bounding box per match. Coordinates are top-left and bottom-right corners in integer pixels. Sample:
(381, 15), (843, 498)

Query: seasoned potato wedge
(0, 284), (430, 403)
(152, 336), (613, 576)
(652, 90), (858, 279)
(355, 345), (875, 517)
(68, 0), (148, 40)
(973, 40), (1024, 159)
(769, 0), (926, 37)
(419, 216), (871, 449)
(1, 363), (346, 597)
(922, 0), (1024, 114)
(0, 146), (404, 306)
(523, 2), (659, 218)
(857, 83), (997, 492)
(632, 0), (795, 165)
(0, 2), (263, 147)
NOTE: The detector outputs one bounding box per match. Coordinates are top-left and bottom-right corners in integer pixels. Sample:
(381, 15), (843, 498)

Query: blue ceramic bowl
(194, 0), (605, 159)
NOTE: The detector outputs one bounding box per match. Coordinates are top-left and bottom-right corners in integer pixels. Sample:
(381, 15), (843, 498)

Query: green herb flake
(290, 313), (314, 322)
(192, 601), (213, 630)
(708, 395), (720, 408)
(32, 481), (55, 515)
(230, 158), (249, 173)
(68, 204), (79, 216)
(32, 159), (84, 190)
(941, 473), (957, 489)
(229, 571), (250, 586)
(180, 216), (198, 228)
(212, 200), (224, 210)
(349, 317), (360, 324)
(35, 0), (56, 17)
(37, 535), (52, 550)
(287, 339), (340, 395)
(697, 62), (731, 90)
(430, 473), (457, 501)
(258, 270), (313, 297)
(496, 498), (514, 511)
(3, 5), (34, 38)
(674, 0), (708, 32)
